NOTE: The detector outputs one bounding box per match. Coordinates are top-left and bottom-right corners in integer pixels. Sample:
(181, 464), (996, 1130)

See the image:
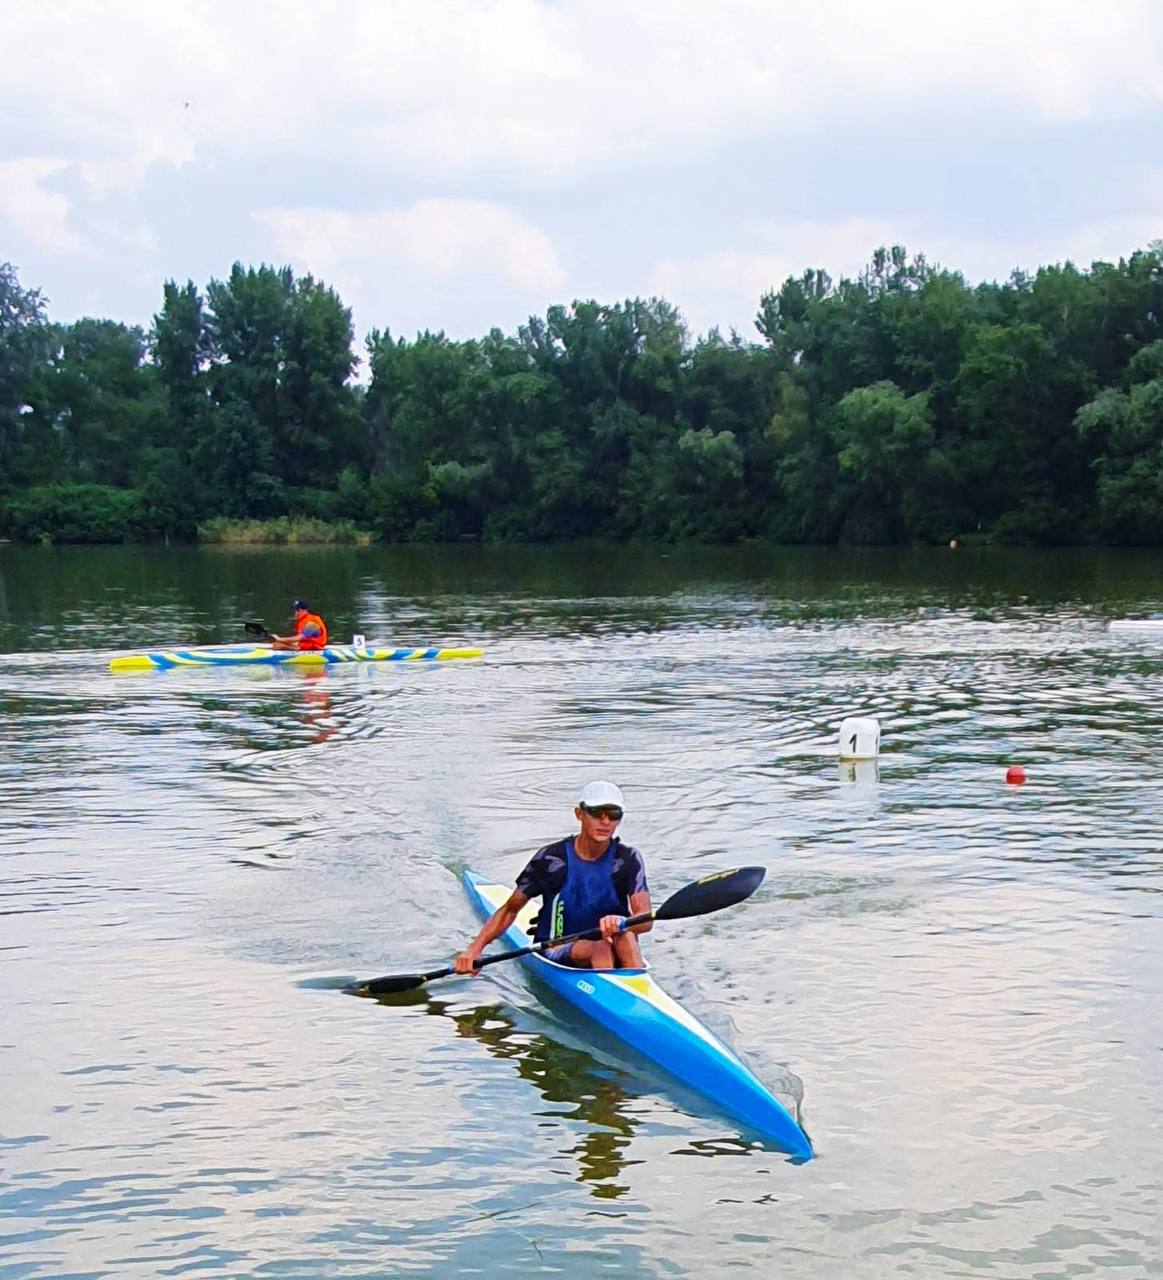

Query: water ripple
(2, 548), (1161, 1277)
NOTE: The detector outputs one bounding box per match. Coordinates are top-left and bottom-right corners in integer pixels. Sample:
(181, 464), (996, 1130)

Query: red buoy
(1006, 765), (1026, 785)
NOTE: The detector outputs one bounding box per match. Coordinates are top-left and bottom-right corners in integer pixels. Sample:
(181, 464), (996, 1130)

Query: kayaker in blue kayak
(453, 781), (652, 973)
(271, 599), (329, 652)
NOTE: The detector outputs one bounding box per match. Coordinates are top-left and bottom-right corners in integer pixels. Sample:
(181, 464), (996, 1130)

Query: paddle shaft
(349, 866), (766, 998)
(461, 908), (648, 975)
(355, 911), (651, 996)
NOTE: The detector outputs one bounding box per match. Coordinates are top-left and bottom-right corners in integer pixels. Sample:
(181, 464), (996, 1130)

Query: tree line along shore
(1, 243), (1162, 547)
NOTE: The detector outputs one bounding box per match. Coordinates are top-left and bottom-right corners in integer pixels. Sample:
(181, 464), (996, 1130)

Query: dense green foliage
(199, 516), (372, 545)
(2, 244), (1162, 545)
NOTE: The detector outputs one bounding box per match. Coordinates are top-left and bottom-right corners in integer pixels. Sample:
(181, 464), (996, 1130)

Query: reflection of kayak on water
(462, 870), (813, 1160)
(109, 642), (484, 672)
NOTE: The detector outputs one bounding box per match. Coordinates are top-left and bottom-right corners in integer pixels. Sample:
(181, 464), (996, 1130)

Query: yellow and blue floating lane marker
(109, 644), (484, 672)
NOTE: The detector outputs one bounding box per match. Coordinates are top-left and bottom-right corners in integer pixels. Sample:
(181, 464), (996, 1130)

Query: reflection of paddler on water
(270, 598), (328, 651)
(299, 667), (336, 744)
(449, 1002), (637, 1199)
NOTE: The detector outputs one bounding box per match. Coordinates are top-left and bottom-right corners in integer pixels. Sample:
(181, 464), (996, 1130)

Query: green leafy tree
(205, 264), (361, 494)
(762, 372), (836, 541)
(953, 322), (1094, 540)
(45, 319), (162, 486)
(756, 269), (832, 366)
(7, 243), (1163, 547)
(152, 280), (211, 460)
(193, 392), (280, 517)
(1076, 377), (1163, 542)
(0, 261), (51, 486)
(7, 483), (141, 543)
(1125, 339), (1163, 386)
(667, 426), (746, 540)
(828, 381), (938, 543)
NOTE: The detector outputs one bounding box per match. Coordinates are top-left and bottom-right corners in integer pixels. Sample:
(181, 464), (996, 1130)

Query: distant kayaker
(271, 599), (329, 651)
(453, 781), (652, 973)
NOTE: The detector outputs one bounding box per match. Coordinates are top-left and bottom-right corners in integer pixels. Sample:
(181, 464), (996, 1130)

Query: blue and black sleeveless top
(516, 836), (648, 943)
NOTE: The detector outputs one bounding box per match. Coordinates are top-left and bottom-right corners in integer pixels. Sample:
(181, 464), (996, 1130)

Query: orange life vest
(296, 611), (328, 650)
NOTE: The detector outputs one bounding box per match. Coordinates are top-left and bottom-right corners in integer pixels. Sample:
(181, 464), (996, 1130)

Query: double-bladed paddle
(346, 864), (766, 998)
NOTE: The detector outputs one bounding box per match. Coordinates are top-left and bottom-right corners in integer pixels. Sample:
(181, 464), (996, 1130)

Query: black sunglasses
(582, 804), (623, 822)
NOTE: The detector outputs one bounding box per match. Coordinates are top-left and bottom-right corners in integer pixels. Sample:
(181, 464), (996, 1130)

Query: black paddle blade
(244, 620), (269, 638)
(347, 973), (430, 997)
(655, 865), (766, 922)
(346, 961), (458, 997)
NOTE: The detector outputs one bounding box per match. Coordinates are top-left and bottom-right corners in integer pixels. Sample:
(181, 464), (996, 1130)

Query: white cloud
(2, 3), (1161, 335)
(4, 1), (1161, 200)
(924, 217), (1163, 282)
(648, 213), (1163, 341)
(257, 198), (566, 336)
(0, 159), (82, 253)
(783, 0), (1163, 123)
(652, 218), (897, 299)
(259, 199), (565, 291)
(647, 217), (905, 337)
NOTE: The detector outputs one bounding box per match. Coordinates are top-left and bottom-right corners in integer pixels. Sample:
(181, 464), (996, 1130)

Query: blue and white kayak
(110, 643), (483, 672)
(463, 870), (813, 1159)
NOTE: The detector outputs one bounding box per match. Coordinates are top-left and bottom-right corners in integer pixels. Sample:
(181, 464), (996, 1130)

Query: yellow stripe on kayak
(109, 654), (165, 672)
(109, 645), (484, 671)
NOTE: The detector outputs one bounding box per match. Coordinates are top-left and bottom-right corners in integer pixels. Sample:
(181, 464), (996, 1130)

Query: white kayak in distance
(462, 870), (813, 1159)
(1109, 619), (1163, 635)
(110, 642), (484, 672)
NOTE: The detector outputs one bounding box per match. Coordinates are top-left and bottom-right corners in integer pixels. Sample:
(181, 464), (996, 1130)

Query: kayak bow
(462, 870), (812, 1159)
(110, 643), (483, 672)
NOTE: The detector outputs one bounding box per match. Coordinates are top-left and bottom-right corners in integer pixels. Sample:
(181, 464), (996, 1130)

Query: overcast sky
(3, 0), (1162, 360)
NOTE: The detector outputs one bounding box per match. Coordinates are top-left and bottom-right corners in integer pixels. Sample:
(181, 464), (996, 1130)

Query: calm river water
(1, 543), (1160, 1278)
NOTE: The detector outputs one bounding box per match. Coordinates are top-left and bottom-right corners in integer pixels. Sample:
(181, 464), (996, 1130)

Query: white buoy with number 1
(839, 716), (880, 761)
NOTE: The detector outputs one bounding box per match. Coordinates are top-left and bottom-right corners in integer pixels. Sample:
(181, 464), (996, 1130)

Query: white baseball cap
(578, 780), (625, 810)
